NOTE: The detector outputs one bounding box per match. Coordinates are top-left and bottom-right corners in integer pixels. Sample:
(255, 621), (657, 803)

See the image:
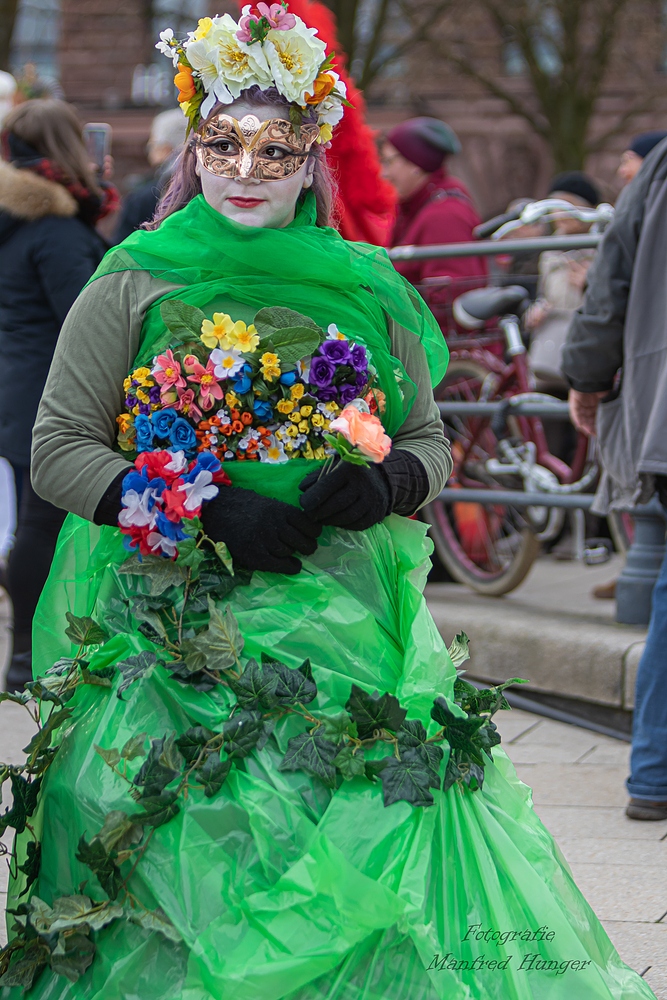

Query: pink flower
(187, 358), (224, 410)
(153, 350), (186, 391)
(257, 2), (296, 29)
(174, 387), (203, 422)
(329, 406), (392, 463)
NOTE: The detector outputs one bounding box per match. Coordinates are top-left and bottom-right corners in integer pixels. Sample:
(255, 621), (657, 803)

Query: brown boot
(626, 798), (667, 820)
(592, 579), (617, 600)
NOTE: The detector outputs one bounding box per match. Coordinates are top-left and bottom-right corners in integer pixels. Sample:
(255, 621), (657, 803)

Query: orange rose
(174, 63), (196, 103)
(305, 72), (336, 105)
(330, 406), (392, 463)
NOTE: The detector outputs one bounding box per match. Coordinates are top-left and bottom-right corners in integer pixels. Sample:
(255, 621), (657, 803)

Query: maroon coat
(390, 169), (487, 305)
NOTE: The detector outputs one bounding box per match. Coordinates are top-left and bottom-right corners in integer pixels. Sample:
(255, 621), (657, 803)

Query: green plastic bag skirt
(4, 465), (655, 1000)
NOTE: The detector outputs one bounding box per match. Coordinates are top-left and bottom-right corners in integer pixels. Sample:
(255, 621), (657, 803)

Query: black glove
(201, 486), (322, 575)
(94, 470), (126, 527)
(298, 449), (429, 531)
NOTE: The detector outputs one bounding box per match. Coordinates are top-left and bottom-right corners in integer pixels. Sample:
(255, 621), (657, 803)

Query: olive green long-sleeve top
(31, 268), (451, 521)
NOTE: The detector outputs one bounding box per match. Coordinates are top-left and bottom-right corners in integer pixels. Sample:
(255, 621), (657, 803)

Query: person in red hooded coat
(382, 117), (486, 309)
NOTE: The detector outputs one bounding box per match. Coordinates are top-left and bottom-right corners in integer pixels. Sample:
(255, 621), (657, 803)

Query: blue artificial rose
(254, 399), (273, 422)
(134, 414), (154, 453)
(153, 407), (178, 439)
(169, 417), (197, 455)
(279, 370), (298, 386)
(233, 363), (253, 395)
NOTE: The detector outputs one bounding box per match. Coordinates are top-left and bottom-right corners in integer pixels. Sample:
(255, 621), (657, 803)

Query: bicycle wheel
(423, 357), (540, 596)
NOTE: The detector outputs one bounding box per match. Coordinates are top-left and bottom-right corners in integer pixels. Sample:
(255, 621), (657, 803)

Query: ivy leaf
(444, 754), (486, 793)
(49, 930), (96, 982)
(430, 697), (486, 766)
(45, 656), (78, 677)
(23, 707), (73, 758)
(476, 720), (501, 756)
(129, 600), (169, 647)
(116, 651), (157, 699)
(332, 745), (365, 781)
(0, 689), (32, 707)
(447, 631), (470, 668)
(127, 906), (181, 942)
(65, 613), (109, 647)
(101, 597), (135, 636)
(75, 836), (123, 900)
(23, 680), (63, 705)
(397, 719), (445, 774)
(279, 731), (338, 788)
(0, 774), (42, 835)
(94, 811), (144, 854)
(213, 541), (234, 575)
(345, 686), (407, 739)
(260, 654), (317, 706)
(131, 791), (180, 828)
(160, 299), (208, 344)
(94, 745), (121, 769)
(80, 667), (114, 688)
(118, 554), (186, 596)
(316, 711), (357, 743)
(221, 713), (265, 759)
(378, 750), (439, 808)
(39, 895), (123, 934)
(120, 733), (147, 761)
(17, 841), (41, 896)
(228, 659), (278, 711)
(175, 726), (215, 765)
(196, 751), (232, 797)
(133, 734), (183, 798)
(189, 598), (244, 673)
(455, 677), (528, 717)
(0, 938), (50, 988)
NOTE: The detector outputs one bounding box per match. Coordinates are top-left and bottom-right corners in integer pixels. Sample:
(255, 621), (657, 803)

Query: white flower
(185, 13), (272, 115)
(164, 450), (187, 474)
(259, 435), (288, 464)
(147, 531), (179, 558)
(178, 470), (219, 511)
(119, 489), (159, 529)
(211, 346), (245, 378)
(185, 38), (234, 117)
(263, 20), (326, 104)
(298, 357), (311, 382)
(155, 28), (180, 67)
(317, 72), (346, 128)
(326, 323), (347, 341)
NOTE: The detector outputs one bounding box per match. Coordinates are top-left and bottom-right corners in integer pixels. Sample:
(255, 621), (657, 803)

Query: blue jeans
(627, 508), (667, 800)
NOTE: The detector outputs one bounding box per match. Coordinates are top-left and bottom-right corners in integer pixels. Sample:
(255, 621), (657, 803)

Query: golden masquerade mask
(196, 113), (320, 181)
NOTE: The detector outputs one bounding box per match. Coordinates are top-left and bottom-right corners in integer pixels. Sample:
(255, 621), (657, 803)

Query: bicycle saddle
(453, 285), (530, 329)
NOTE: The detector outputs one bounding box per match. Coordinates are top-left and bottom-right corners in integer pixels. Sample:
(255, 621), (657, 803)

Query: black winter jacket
(0, 161), (106, 466)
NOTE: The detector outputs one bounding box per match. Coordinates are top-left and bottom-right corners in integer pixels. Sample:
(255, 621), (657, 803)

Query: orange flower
(305, 72), (335, 105)
(241, 411), (253, 425)
(232, 419), (244, 434)
(330, 406), (392, 463)
(221, 424), (233, 436)
(174, 63), (196, 103)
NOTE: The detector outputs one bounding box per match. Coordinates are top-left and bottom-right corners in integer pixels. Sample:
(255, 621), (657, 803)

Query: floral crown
(156, 3), (349, 144)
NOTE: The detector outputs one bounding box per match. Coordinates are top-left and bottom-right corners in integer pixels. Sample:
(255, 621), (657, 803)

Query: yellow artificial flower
(229, 322), (260, 353)
(298, 420), (309, 433)
(277, 399), (295, 414)
(289, 412), (301, 423)
(311, 413), (324, 428)
(302, 443), (314, 460)
(201, 312), (236, 350)
(194, 16), (213, 39)
(123, 376), (132, 393)
(286, 424), (299, 438)
(225, 391), (241, 408)
(284, 440), (294, 452)
(291, 450), (301, 459)
(290, 383), (305, 400)
(260, 352), (281, 381)
(135, 389), (150, 404)
(133, 366), (152, 381)
(132, 404), (140, 416)
(313, 446), (326, 460)
(300, 405), (313, 417)
(327, 401), (340, 413)
(116, 413), (132, 433)
(319, 123), (333, 144)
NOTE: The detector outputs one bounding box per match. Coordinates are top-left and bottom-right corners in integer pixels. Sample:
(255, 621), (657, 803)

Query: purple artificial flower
(315, 385), (339, 403)
(350, 344), (368, 372)
(320, 339), (352, 365)
(148, 385), (161, 404)
(138, 402), (152, 416)
(126, 395), (137, 409)
(339, 383), (360, 405)
(309, 356), (336, 389)
(355, 371), (368, 389)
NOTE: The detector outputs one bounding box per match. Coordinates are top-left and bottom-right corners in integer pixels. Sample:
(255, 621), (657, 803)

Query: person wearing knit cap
(618, 130), (667, 186)
(381, 116), (486, 310)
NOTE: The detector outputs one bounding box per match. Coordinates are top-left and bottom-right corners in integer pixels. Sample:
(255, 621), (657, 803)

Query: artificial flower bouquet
(115, 301), (390, 560)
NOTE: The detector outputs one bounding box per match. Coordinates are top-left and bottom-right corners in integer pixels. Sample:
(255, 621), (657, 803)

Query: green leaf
(160, 299), (208, 343)
(94, 811), (144, 854)
(129, 600), (169, 646)
(261, 654), (317, 706)
(118, 554), (186, 596)
(75, 836), (123, 900)
(94, 745), (121, 769)
(430, 697), (486, 766)
(221, 713), (265, 759)
(133, 734), (183, 798)
(279, 731), (338, 788)
(50, 930), (95, 982)
(213, 541), (234, 575)
(116, 651), (157, 699)
(257, 327), (323, 366)
(23, 680), (64, 705)
(120, 733), (148, 761)
(36, 895), (123, 934)
(315, 711), (357, 742)
(65, 613), (109, 647)
(196, 752), (232, 797)
(23, 707), (73, 759)
(228, 659), (278, 711)
(455, 677), (528, 718)
(397, 719), (445, 774)
(444, 754), (486, 793)
(17, 841), (41, 896)
(0, 689), (32, 706)
(345, 686), (407, 740)
(0, 774), (42, 835)
(127, 906), (181, 942)
(80, 667), (113, 688)
(447, 631), (470, 668)
(45, 656), (78, 677)
(332, 745), (365, 781)
(378, 750), (439, 808)
(0, 938), (50, 988)
(175, 726), (216, 764)
(189, 598), (244, 673)
(101, 598), (135, 636)
(288, 103), (302, 140)
(176, 536), (206, 572)
(131, 791), (180, 828)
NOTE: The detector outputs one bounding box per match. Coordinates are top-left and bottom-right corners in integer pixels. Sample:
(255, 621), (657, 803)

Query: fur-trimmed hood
(0, 159), (77, 224)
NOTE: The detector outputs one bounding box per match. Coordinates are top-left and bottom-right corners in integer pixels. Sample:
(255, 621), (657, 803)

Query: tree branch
(586, 88), (667, 152)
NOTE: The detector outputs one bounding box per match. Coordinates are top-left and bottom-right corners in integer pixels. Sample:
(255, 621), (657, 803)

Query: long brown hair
(3, 99), (102, 195)
(148, 87), (337, 230)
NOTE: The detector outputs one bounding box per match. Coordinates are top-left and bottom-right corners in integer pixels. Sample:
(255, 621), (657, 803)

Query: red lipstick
(228, 197), (265, 208)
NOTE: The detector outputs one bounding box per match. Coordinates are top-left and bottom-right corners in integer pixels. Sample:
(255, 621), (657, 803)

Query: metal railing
(388, 233), (601, 262)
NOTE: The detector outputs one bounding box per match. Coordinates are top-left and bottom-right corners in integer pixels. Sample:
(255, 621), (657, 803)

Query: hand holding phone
(83, 123), (112, 175)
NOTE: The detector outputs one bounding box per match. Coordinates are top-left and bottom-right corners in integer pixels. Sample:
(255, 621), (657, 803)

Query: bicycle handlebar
(490, 198), (615, 240)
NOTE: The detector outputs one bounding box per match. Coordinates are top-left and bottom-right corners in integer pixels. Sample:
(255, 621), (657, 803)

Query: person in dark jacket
(617, 130), (667, 187)
(0, 99), (110, 691)
(380, 117), (486, 305)
(562, 135), (667, 821)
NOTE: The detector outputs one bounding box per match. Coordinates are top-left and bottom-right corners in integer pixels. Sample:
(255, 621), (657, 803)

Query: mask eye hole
(261, 144), (292, 160)
(210, 139), (239, 155)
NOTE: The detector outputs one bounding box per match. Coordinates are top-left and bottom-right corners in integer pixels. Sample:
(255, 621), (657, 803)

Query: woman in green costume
(0, 8), (655, 1000)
